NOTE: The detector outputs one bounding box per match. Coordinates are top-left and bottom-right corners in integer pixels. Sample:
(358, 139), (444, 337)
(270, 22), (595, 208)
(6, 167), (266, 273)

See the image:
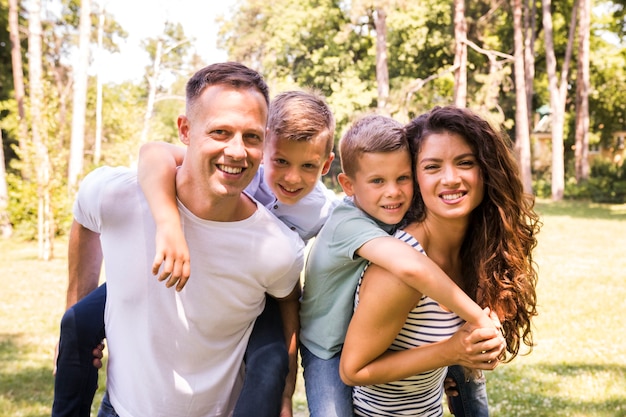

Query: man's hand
(92, 342), (105, 369)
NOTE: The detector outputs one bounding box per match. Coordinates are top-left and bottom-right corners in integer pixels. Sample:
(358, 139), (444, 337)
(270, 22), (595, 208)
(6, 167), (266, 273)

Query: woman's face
(415, 131), (484, 221)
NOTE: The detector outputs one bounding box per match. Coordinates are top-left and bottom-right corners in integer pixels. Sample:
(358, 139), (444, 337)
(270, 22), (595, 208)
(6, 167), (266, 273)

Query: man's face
(262, 133), (333, 205)
(177, 85), (267, 199)
(340, 150), (414, 225)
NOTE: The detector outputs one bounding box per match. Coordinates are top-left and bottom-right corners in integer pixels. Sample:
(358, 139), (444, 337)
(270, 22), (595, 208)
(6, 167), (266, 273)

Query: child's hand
(153, 222), (191, 291)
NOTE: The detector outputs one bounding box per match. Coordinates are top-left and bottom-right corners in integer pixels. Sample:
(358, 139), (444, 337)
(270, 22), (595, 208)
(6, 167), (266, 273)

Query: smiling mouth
(441, 192), (465, 200)
(280, 185), (302, 194)
(382, 203), (402, 210)
(218, 164), (244, 174)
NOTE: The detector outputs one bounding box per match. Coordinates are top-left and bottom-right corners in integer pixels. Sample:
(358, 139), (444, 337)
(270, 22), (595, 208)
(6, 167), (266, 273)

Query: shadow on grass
(0, 335), (54, 417)
(535, 199), (626, 220)
(489, 362), (626, 417)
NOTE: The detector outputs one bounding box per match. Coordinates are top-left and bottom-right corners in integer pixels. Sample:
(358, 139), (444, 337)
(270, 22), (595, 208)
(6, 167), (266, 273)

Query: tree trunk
(139, 39), (163, 147)
(68, 0), (92, 191)
(94, 6), (105, 165)
(374, 7), (390, 115)
(28, 0), (54, 260)
(453, 0), (468, 108)
(512, 0), (533, 194)
(542, 0), (577, 201)
(0, 130), (13, 238)
(523, 0), (537, 131)
(8, 0), (29, 177)
(575, 0), (590, 181)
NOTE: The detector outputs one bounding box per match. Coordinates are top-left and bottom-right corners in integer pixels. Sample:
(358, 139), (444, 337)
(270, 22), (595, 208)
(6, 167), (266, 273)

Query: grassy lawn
(1, 199), (625, 416)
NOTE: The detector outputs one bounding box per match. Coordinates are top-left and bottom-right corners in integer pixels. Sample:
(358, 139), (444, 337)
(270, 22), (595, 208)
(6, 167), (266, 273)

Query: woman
(340, 106), (540, 416)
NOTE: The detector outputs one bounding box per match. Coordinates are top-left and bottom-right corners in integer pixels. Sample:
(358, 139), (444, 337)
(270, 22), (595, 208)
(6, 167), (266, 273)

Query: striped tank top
(352, 229), (464, 417)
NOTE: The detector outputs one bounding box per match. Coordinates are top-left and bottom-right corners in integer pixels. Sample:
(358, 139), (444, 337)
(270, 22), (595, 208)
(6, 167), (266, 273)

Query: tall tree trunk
(453, 0), (468, 108)
(94, 6), (105, 165)
(542, 0), (578, 201)
(374, 7), (390, 115)
(512, 0), (533, 194)
(0, 130), (13, 238)
(68, 0), (92, 191)
(28, 0), (54, 260)
(575, 0), (590, 181)
(524, 0), (537, 130)
(139, 39), (163, 147)
(8, 0), (29, 177)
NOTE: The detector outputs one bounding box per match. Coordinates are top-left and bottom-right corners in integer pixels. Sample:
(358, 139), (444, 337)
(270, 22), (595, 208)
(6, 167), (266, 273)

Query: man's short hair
(185, 62), (270, 114)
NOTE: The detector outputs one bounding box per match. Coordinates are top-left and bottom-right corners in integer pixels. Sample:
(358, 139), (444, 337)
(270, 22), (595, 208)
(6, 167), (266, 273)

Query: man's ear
(321, 152), (335, 176)
(337, 172), (355, 196)
(178, 115), (190, 145)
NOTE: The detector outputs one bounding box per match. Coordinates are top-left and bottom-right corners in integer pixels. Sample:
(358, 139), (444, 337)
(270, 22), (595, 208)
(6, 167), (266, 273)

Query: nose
(384, 182), (402, 198)
(284, 166), (301, 184)
(224, 134), (246, 160)
(441, 165), (460, 186)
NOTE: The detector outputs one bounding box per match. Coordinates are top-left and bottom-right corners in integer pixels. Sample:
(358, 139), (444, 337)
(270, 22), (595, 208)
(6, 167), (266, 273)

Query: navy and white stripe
(352, 230), (464, 417)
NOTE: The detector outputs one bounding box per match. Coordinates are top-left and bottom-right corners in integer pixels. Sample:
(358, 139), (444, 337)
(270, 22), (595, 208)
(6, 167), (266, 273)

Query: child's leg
(445, 365), (489, 417)
(233, 295), (289, 417)
(52, 284), (107, 417)
(300, 344), (354, 417)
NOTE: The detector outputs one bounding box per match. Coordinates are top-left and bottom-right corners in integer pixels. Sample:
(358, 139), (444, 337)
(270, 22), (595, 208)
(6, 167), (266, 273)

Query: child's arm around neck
(356, 236), (494, 329)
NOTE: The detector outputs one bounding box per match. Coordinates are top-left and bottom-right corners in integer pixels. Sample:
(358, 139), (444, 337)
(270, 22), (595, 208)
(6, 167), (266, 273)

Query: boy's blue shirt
(299, 196), (397, 359)
(246, 165), (340, 242)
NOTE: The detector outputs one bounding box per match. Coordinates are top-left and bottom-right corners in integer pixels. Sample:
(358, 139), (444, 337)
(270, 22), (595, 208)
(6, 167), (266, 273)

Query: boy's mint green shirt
(299, 197), (396, 360)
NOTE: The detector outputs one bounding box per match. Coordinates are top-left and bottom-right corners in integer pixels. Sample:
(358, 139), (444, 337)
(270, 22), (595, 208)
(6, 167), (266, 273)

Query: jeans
(96, 392), (119, 417)
(233, 295), (289, 417)
(446, 365), (489, 417)
(300, 344), (354, 417)
(52, 283), (107, 417)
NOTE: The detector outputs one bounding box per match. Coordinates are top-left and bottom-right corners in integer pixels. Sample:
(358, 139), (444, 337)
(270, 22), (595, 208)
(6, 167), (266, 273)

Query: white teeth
(442, 193), (463, 200)
(384, 204), (400, 209)
(219, 165), (243, 174)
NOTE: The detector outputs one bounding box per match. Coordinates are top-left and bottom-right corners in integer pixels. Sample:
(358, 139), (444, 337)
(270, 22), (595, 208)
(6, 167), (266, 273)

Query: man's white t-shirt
(74, 166), (304, 417)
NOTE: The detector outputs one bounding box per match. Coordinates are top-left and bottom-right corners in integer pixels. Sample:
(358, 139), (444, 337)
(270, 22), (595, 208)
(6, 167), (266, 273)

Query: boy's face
(339, 150), (413, 225)
(263, 133), (334, 205)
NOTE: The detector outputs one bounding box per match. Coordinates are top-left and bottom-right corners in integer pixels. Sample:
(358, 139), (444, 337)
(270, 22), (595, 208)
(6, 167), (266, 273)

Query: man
(66, 62), (304, 417)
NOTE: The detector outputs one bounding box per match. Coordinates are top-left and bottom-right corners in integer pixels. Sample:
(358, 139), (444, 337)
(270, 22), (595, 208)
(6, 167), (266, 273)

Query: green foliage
(587, 158), (626, 203)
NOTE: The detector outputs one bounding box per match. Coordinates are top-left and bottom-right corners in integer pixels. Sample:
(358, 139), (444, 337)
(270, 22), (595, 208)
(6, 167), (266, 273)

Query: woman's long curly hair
(404, 106), (541, 361)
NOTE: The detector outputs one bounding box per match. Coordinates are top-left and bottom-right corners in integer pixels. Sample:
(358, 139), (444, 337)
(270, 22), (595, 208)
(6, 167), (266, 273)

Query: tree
(139, 22), (191, 149)
(8, 0), (28, 169)
(541, 0), (578, 201)
(574, 0), (590, 181)
(374, 6), (390, 115)
(453, 0), (468, 107)
(67, 0), (91, 191)
(512, 0), (533, 194)
(0, 129), (11, 238)
(28, 0), (54, 259)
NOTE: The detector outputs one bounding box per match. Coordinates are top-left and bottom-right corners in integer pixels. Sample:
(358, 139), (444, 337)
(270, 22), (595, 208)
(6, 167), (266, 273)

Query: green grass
(1, 199), (625, 416)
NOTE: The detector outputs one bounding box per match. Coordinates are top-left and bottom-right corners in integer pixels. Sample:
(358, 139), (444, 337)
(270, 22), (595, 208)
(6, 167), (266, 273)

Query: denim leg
(446, 365), (489, 417)
(233, 295), (288, 417)
(301, 344), (354, 417)
(96, 391), (120, 417)
(52, 284), (107, 417)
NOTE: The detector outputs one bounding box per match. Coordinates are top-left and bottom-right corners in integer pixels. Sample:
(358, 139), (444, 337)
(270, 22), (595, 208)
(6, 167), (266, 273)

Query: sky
(98, 0), (237, 83)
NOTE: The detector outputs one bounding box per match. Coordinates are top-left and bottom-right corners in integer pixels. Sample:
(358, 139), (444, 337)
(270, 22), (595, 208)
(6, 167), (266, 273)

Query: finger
(159, 257), (175, 281)
(152, 253), (165, 276)
(165, 276), (177, 288)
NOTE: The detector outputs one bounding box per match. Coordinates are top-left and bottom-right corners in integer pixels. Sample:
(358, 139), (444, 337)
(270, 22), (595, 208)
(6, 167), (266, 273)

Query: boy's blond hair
(268, 90), (335, 157)
(339, 114), (407, 178)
